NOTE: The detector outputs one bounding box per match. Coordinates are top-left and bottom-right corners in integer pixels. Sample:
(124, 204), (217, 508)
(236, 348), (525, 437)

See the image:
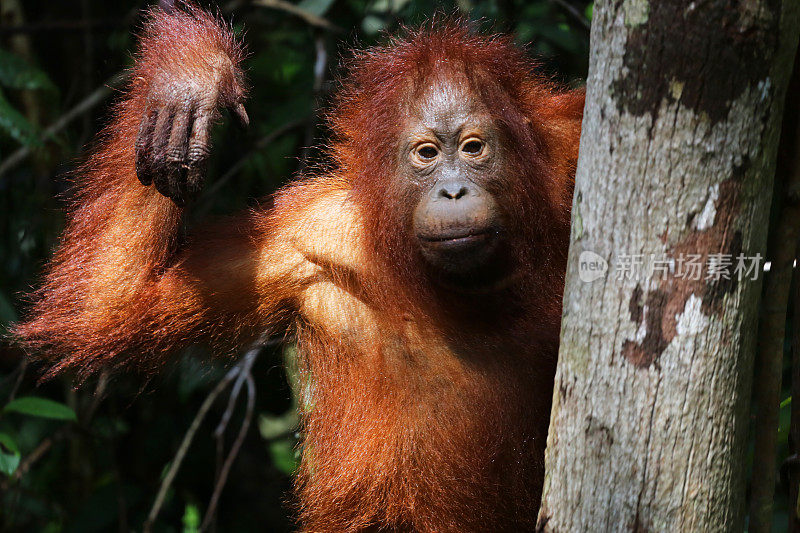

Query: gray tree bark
(537, 1), (800, 531)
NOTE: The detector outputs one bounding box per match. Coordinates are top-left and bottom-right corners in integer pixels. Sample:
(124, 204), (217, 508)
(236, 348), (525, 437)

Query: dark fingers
(185, 108), (213, 198)
(135, 107), (158, 186)
(162, 105), (192, 205)
(151, 106), (179, 202)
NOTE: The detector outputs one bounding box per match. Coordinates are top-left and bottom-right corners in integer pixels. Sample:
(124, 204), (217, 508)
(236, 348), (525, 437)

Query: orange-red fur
(15, 7), (584, 532)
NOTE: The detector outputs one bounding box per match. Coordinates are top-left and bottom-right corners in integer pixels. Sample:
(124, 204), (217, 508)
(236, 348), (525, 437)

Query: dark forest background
(3, 1), (791, 532)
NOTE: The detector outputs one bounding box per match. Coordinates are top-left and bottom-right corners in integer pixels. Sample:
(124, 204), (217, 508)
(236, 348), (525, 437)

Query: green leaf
(0, 432), (21, 476)
(362, 15), (386, 35)
(585, 3), (594, 21)
(0, 49), (56, 92)
(0, 432), (20, 455)
(4, 397), (78, 421)
(182, 503), (201, 533)
(0, 87), (41, 147)
(268, 438), (299, 475)
(370, 0), (411, 12)
(258, 411), (299, 440)
(0, 451), (20, 477)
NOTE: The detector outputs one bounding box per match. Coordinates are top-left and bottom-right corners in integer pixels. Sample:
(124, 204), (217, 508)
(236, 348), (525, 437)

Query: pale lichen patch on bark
(694, 184), (719, 231)
(675, 294), (710, 336)
(623, 0), (650, 27)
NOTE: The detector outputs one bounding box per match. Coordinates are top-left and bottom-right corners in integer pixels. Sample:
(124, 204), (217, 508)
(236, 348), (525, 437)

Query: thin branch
(7, 359), (27, 401)
(142, 366), (239, 533)
(13, 434), (54, 478)
(548, 0), (591, 31)
(142, 336), (277, 532)
(0, 71), (128, 180)
(253, 0), (343, 33)
(299, 34), (328, 170)
(213, 339), (279, 437)
(4, 426), (69, 486)
(214, 351), (257, 440)
(209, 350), (252, 533)
(83, 368), (110, 423)
(201, 363), (258, 532)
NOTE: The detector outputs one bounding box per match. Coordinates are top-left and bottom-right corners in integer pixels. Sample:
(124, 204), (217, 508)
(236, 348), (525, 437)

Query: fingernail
(233, 103), (249, 128)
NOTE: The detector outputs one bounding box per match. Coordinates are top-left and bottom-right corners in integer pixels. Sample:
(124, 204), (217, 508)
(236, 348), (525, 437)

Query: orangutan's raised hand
(133, 6), (248, 206)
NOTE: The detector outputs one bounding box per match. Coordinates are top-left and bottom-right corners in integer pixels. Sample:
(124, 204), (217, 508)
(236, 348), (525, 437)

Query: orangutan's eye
(412, 143), (440, 164)
(460, 138), (484, 156)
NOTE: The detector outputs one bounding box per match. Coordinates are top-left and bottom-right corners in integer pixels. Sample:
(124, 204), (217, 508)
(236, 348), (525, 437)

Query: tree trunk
(537, 1), (800, 531)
